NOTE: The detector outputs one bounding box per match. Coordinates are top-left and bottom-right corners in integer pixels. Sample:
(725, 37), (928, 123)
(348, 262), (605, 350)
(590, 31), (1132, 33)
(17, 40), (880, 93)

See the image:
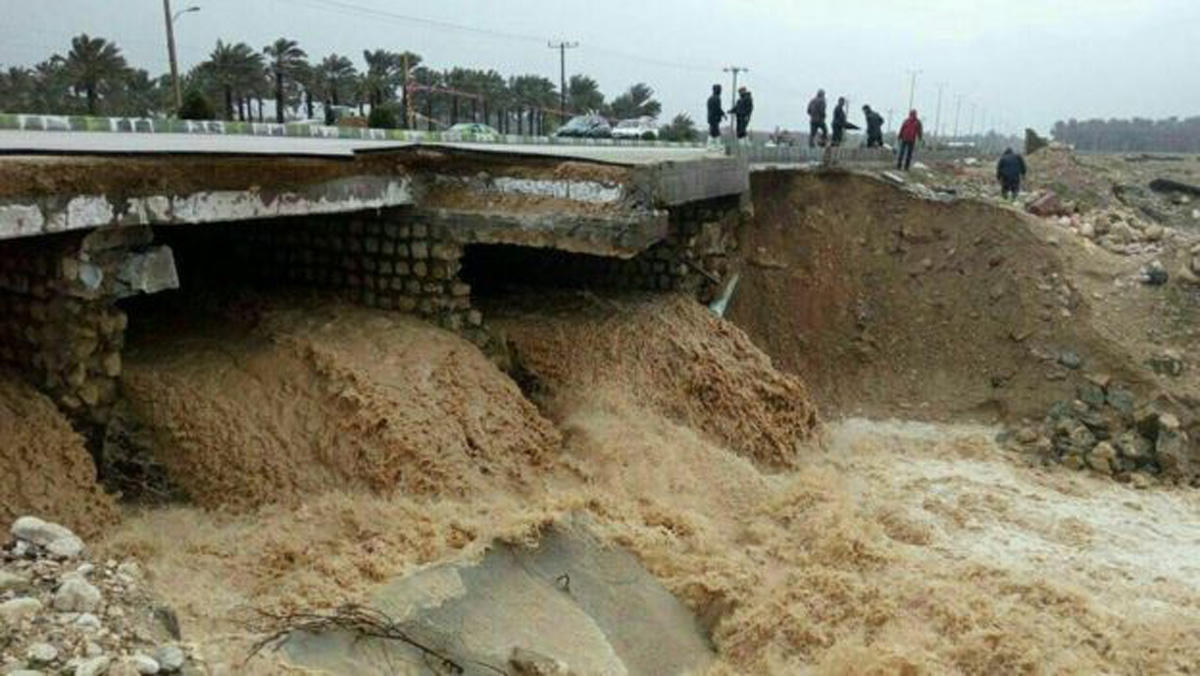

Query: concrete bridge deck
(0, 134), (746, 256)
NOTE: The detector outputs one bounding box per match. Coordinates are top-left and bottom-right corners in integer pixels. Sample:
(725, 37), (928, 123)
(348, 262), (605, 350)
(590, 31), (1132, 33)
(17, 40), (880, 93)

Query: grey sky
(2, 0), (1197, 135)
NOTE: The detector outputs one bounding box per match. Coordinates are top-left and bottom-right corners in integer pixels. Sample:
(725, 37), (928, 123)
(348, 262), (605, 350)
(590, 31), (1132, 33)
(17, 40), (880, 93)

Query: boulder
(153, 645), (185, 673)
(1027, 191), (1066, 217)
(11, 516), (85, 558)
(74, 656), (111, 676)
(129, 654), (160, 675)
(0, 596), (43, 625)
(1087, 442), (1118, 475)
(27, 643), (59, 664)
(54, 575), (102, 613)
(1115, 431), (1154, 462)
(1154, 425), (1192, 478)
(0, 570), (31, 593)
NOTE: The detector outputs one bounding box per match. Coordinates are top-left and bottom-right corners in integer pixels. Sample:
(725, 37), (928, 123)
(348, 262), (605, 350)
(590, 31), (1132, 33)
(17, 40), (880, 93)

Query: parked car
(612, 117), (659, 140)
(555, 114), (612, 138)
(448, 122), (500, 141)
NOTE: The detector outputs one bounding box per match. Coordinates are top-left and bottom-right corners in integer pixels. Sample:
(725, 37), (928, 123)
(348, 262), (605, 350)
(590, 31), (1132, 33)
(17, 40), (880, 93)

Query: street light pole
(162, 0), (199, 114)
(548, 41), (579, 123)
(722, 66), (747, 112)
(905, 69), (921, 112)
(933, 82), (946, 140)
(953, 94), (963, 139)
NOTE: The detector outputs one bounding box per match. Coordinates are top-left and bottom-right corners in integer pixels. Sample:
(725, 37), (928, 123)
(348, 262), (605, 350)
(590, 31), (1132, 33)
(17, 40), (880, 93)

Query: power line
(282, 0), (547, 44)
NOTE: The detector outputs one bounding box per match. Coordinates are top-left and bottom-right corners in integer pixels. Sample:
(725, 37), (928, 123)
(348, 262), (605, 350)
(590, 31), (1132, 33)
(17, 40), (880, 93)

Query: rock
(1015, 427), (1039, 444)
(0, 596), (43, 624)
(26, 643), (59, 664)
(1079, 221), (1096, 239)
(1155, 426), (1191, 478)
(1027, 191), (1065, 217)
(85, 642), (105, 658)
(54, 576), (102, 612)
(1192, 208), (1200, 220)
(74, 656), (112, 676)
(1058, 350), (1082, 370)
(1131, 472), (1152, 489)
(1115, 431), (1154, 461)
(1087, 442), (1118, 475)
(509, 648), (571, 676)
(11, 516), (85, 557)
(1147, 350), (1185, 377)
(1144, 224), (1166, 242)
(0, 570), (32, 593)
(1140, 261), (1169, 285)
(129, 655), (160, 675)
(74, 613), (102, 631)
(153, 646), (185, 673)
(1077, 382), (1106, 409)
(1062, 453), (1085, 470)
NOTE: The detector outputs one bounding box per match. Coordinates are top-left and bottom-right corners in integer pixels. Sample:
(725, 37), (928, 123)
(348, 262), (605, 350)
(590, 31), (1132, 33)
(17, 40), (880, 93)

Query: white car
(611, 118), (659, 140)
(448, 123), (500, 142)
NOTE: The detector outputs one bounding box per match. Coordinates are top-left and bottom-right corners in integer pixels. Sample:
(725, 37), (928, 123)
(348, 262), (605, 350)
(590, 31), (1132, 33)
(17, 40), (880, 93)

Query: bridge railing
(736, 144), (990, 164)
(0, 113), (707, 149)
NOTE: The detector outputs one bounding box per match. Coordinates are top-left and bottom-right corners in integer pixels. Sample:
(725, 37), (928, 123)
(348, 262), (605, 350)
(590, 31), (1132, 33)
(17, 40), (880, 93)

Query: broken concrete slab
(282, 516), (715, 675)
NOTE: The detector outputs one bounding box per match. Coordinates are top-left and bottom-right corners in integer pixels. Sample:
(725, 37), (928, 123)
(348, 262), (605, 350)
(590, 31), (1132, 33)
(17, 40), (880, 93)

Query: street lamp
(163, 1), (200, 113)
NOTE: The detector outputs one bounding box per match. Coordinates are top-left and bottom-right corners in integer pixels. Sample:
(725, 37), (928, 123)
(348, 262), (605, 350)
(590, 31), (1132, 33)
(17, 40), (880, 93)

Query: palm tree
(608, 83), (662, 120)
(509, 74), (557, 135)
(568, 75), (604, 114)
(201, 40), (264, 120)
(263, 38), (307, 123)
(57, 34), (129, 115)
(318, 54), (356, 107)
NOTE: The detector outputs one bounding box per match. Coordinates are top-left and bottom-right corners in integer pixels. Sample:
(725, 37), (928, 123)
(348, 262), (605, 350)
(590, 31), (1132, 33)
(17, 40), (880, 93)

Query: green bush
(367, 105), (399, 129)
(178, 89), (216, 120)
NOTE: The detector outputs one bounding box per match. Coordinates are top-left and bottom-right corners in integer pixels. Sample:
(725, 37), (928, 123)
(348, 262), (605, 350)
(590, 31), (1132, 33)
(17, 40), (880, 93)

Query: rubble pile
(1005, 375), (1199, 487)
(0, 517), (195, 676)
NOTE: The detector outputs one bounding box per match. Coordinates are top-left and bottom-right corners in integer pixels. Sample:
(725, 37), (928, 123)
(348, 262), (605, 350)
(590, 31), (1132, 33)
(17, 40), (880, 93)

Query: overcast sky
(2, 0), (1197, 134)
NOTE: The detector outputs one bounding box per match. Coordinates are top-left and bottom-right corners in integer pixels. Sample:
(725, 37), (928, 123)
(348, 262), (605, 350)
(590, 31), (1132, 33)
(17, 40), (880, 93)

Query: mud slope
(121, 299), (560, 510)
(0, 370), (117, 537)
(487, 291), (820, 469)
(730, 170), (1143, 421)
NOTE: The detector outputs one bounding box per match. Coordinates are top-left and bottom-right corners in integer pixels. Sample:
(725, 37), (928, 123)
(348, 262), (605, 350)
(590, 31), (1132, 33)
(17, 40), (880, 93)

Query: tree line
(1051, 117), (1200, 153)
(0, 33), (700, 140)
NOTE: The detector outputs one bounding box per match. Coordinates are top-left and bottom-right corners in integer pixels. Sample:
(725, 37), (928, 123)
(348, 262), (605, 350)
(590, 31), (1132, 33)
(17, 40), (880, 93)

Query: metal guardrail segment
(732, 144), (987, 164)
(0, 113), (706, 149)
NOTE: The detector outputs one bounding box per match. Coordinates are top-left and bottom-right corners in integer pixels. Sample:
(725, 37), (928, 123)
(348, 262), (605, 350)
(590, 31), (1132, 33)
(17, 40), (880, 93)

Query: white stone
(26, 642), (59, 663)
(85, 641), (105, 657)
(54, 577), (102, 612)
(0, 596), (43, 624)
(11, 516), (78, 548)
(0, 570), (30, 592)
(47, 536), (86, 559)
(130, 655), (160, 675)
(74, 612), (103, 630)
(0, 203), (46, 237)
(74, 655), (111, 676)
(66, 196), (115, 230)
(115, 562), (142, 580)
(153, 646), (185, 673)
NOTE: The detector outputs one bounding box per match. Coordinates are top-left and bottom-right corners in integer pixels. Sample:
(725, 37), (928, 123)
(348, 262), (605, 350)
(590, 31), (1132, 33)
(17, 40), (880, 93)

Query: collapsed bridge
(0, 140), (749, 428)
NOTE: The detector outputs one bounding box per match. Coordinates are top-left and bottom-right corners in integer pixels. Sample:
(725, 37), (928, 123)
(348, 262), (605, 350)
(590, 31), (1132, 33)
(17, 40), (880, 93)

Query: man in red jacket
(897, 109), (923, 171)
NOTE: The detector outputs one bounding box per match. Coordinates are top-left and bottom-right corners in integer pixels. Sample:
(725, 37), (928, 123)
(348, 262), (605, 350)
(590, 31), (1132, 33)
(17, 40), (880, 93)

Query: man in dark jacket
(706, 84), (726, 148)
(862, 105), (884, 148)
(729, 87), (753, 142)
(996, 148), (1027, 199)
(896, 109), (923, 170)
(807, 89), (827, 147)
(831, 97), (849, 146)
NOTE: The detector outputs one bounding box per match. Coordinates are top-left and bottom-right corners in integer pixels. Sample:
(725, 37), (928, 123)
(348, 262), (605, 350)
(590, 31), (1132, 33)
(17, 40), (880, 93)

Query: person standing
(862, 105), (884, 148)
(729, 87), (753, 143)
(706, 84), (726, 149)
(896, 109), (923, 170)
(807, 89), (827, 147)
(831, 97), (849, 146)
(996, 147), (1027, 199)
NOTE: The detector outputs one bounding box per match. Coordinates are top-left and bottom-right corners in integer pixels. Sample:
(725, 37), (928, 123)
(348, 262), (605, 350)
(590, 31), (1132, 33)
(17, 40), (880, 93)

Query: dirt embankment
(120, 300), (560, 510)
(486, 292), (820, 469)
(0, 370), (117, 537)
(729, 170), (1147, 422)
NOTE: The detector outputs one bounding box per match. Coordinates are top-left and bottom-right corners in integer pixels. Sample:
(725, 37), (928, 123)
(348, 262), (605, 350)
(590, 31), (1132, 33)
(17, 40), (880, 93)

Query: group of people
(705, 85), (1028, 197)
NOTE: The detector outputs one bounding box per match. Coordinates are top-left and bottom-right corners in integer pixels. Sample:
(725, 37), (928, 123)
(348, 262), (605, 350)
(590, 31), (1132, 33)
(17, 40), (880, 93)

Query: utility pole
(968, 102), (977, 140)
(549, 41), (579, 122)
(905, 69), (922, 112)
(162, 0), (199, 114)
(723, 66), (747, 111)
(886, 108), (894, 132)
(953, 94), (963, 139)
(402, 53), (413, 129)
(933, 82), (946, 139)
